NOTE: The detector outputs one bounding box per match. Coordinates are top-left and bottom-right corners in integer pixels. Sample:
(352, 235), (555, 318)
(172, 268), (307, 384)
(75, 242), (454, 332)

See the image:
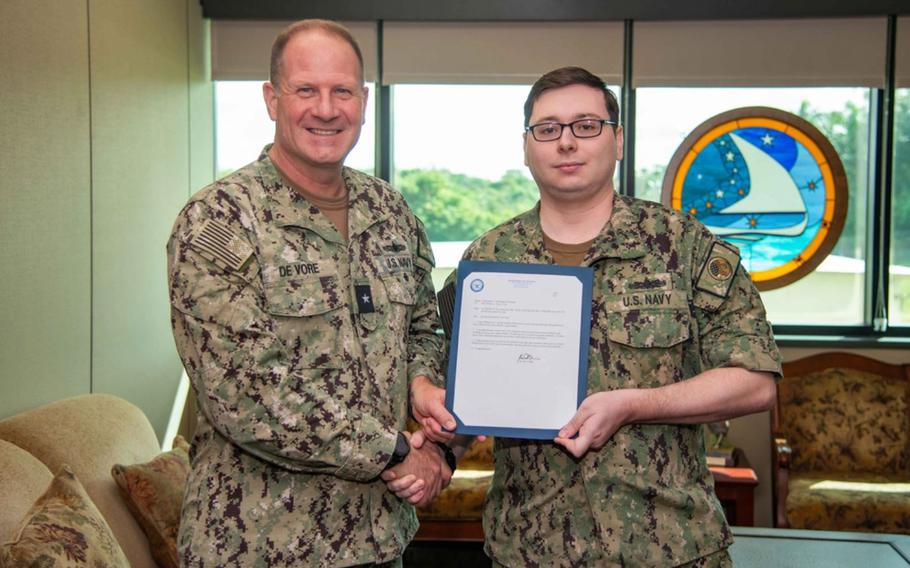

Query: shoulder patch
(696, 241), (740, 298)
(187, 219), (253, 272)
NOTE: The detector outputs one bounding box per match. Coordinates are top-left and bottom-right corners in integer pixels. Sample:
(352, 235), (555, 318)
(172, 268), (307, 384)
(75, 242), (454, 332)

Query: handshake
(380, 375), (478, 508)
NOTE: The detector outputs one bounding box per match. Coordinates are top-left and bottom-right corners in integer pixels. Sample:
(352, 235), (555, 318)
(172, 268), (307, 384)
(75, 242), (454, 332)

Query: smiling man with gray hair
(167, 20), (451, 567)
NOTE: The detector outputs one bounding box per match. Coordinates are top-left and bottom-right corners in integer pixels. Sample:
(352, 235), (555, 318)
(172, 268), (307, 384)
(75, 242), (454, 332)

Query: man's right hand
(410, 375), (456, 443)
(381, 432), (452, 507)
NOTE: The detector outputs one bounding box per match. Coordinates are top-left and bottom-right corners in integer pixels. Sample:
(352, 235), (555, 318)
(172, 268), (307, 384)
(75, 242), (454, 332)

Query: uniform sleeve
(691, 228), (783, 377)
(168, 200), (397, 481)
(406, 219), (446, 388)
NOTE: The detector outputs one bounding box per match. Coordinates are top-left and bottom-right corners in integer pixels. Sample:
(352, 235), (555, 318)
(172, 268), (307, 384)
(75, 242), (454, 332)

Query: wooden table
(710, 464), (759, 526)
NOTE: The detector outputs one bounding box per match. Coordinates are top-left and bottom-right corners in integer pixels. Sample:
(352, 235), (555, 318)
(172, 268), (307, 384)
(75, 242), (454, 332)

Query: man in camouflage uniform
(167, 20), (450, 567)
(414, 67), (782, 566)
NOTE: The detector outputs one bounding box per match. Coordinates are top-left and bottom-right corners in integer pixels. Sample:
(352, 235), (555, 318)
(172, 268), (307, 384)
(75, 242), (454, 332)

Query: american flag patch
(188, 219), (253, 272)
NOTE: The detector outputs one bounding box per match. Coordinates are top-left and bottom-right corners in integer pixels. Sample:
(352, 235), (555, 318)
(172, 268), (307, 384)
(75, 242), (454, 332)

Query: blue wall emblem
(662, 107), (848, 291)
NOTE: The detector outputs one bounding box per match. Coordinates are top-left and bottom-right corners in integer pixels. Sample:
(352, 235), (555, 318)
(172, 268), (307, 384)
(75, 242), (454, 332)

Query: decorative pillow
(111, 436), (190, 568)
(0, 464), (129, 567)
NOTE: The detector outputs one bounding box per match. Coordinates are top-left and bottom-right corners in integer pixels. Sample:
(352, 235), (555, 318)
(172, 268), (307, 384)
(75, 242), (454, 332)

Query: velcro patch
(355, 284), (375, 314)
(696, 241), (740, 299)
(381, 242), (408, 253)
(623, 273), (672, 293)
(187, 219), (253, 272)
(607, 289), (688, 312)
(276, 262), (325, 279)
(380, 254), (414, 274)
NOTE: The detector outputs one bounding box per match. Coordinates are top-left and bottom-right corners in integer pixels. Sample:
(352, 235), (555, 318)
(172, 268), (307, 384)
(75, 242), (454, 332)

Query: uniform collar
(256, 145), (390, 243)
(343, 168), (393, 239)
(513, 193), (649, 264)
(586, 193), (649, 264)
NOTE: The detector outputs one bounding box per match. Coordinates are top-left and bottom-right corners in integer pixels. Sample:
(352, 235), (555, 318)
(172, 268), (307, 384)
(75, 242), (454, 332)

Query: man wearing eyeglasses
(412, 67), (782, 566)
(168, 20), (452, 567)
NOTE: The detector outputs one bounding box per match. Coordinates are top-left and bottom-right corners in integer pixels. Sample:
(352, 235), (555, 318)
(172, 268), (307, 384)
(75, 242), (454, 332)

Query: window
(392, 84), (537, 288)
(890, 88), (910, 326)
(392, 83), (623, 289)
(209, 15), (908, 338)
(635, 88), (871, 325)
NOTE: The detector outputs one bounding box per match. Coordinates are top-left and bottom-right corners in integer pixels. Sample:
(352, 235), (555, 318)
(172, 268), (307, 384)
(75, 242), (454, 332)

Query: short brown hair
(269, 19), (365, 86)
(523, 66), (619, 128)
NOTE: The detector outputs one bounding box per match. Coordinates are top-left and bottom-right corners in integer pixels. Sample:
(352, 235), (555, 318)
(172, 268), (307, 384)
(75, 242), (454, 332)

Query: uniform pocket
(264, 276), (344, 368)
(375, 273), (416, 340)
(381, 273), (416, 306)
(606, 308), (691, 348)
(265, 275), (341, 317)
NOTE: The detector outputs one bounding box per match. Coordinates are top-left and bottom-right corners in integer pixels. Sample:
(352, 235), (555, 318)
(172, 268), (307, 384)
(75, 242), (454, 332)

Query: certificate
(444, 260), (593, 439)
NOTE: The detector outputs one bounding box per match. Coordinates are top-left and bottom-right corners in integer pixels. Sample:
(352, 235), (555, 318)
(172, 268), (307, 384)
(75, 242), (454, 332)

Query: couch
(0, 394), (163, 567)
(772, 352), (910, 534)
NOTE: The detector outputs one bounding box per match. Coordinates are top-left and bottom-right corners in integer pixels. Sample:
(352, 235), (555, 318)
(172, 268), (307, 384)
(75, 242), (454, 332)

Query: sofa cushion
(786, 471), (910, 535)
(458, 437), (493, 470)
(418, 470), (492, 521)
(778, 367), (910, 474)
(0, 394), (162, 568)
(0, 440), (54, 544)
(0, 465), (129, 567)
(416, 437), (494, 522)
(111, 436), (190, 568)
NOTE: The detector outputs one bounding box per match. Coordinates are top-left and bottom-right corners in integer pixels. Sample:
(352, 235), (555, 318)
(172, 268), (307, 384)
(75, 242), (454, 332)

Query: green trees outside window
(396, 169), (538, 242)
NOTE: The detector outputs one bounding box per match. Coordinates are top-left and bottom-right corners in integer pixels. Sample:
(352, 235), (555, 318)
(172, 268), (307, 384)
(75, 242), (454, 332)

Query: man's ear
(615, 124), (624, 161)
(263, 81), (279, 121)
(361, 85), (370, 125)
(523, 132), (530, 167)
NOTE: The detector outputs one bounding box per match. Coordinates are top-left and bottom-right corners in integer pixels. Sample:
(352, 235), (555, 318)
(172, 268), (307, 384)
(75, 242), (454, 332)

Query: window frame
(374, 18), (908, 341)
(211, 15), (910, 343)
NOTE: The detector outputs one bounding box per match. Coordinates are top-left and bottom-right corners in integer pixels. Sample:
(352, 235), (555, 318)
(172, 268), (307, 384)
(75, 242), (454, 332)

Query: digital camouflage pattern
(167, 147), (444, 567)
(459, 194), (781, 567)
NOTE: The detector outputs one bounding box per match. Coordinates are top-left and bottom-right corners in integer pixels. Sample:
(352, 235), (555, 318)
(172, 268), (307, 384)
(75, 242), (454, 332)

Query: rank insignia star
(355, 284), (375, 314)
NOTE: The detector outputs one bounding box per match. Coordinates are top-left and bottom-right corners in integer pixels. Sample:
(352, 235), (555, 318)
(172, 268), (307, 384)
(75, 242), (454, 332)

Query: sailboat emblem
(662, 107), (848, 291)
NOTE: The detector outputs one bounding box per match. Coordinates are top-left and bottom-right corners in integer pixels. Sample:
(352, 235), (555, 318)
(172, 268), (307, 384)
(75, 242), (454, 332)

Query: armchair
(772, 352), (910, 533)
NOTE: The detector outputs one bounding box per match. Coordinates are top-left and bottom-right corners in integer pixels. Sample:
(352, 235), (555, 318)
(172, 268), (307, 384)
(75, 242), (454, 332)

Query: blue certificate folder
(444, 260), (593, 440)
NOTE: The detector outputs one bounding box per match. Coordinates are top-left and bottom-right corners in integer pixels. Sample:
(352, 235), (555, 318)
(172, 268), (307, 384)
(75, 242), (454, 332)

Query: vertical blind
(381, 22), (624, 85)
(633, 18), (887, 87)
(212, 17), (897, 88)
(211, 20), (378, 82)
(897, 16), (910, 88)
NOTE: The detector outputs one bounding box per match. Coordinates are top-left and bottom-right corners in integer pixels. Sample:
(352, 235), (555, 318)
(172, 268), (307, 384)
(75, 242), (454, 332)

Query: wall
(729, 346), (910, 528)
(2, 1), (908, 533)
(0, 0), (213, 442)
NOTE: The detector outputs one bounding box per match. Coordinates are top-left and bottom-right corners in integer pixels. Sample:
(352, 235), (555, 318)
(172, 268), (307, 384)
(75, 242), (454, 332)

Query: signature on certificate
(517, 353), (541, 363)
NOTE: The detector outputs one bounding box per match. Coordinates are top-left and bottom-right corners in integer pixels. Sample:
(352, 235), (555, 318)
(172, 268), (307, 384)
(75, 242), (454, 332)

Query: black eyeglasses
(525, 119), (618, 142)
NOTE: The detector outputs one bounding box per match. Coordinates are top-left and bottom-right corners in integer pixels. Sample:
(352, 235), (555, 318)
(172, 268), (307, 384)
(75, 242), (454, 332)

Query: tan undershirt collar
(273, 163), (350, 241)
(542, 231), (595, 267)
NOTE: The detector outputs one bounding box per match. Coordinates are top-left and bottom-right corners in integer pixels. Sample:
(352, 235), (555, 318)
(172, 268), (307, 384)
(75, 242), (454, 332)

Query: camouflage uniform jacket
(167, 148), (443, 567)
(461, 194), (781, 567)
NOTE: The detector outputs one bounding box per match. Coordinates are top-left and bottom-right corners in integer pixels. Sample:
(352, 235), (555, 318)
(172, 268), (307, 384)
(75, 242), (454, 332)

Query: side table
(710, 460), (758, 526)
